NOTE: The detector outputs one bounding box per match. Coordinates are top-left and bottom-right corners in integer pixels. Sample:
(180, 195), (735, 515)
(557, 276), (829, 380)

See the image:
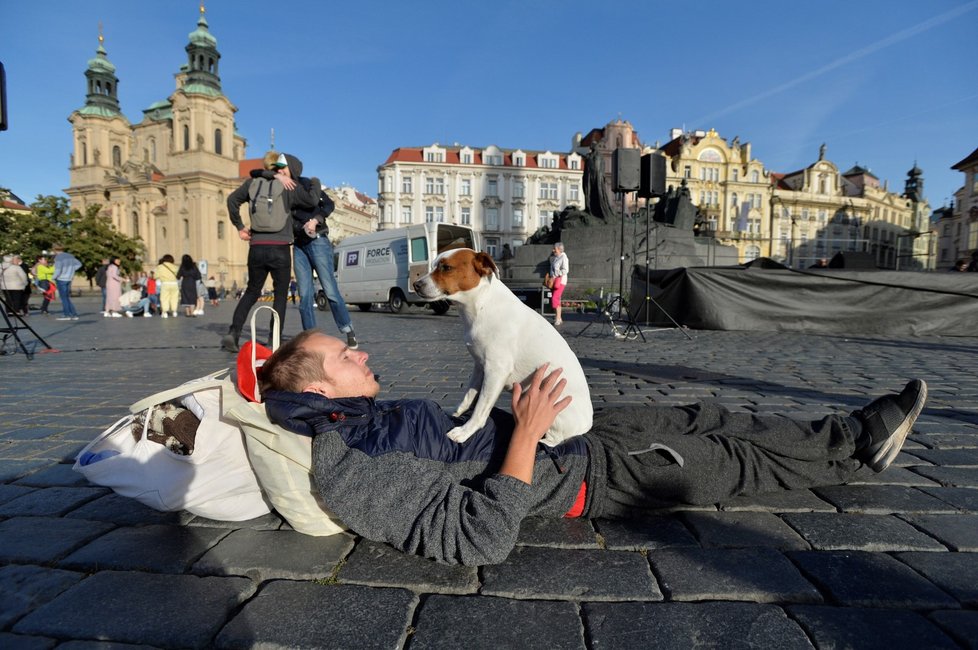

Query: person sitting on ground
(120, 283), (153, 317)
(256, 330), (928, 566)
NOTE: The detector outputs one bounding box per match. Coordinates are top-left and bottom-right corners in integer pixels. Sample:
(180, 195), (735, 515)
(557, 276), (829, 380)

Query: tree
(0, 195), (146, 283)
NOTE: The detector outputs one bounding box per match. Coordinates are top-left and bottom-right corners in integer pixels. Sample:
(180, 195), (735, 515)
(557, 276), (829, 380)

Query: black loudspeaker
(828, 251), (877, 269)
(612, 148), (640, 192)
(639, 152), (666, 198)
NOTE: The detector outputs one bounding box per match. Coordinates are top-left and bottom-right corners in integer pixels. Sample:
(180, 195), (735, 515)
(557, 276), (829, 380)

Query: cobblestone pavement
(1, 296), (976, 649)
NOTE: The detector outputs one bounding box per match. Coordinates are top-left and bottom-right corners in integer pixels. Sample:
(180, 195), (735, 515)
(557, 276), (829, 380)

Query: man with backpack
(291, 180), (359, 349)
(222, 152), (320, 352)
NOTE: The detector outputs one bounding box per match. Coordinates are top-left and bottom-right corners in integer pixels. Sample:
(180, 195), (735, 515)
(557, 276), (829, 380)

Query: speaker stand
(0, 294), (55, 360)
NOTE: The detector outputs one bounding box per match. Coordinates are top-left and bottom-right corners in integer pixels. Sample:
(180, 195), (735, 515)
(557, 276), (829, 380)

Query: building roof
(2, 199), (30, 212)
(841, 164), (878, 179)
(951, 146), (978, 171)
(238, 158), (264, 179)
(382, 146), (575, 170)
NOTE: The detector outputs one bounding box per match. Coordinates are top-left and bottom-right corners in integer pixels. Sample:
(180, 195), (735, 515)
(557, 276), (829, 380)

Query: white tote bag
(72, 369), (272, 521)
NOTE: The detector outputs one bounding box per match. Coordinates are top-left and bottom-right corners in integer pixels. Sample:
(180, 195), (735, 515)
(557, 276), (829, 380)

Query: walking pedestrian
(52, 244), (83, 320)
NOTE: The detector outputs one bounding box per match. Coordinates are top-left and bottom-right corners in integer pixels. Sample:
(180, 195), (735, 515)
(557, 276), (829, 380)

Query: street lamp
(769, 194), (783, 262)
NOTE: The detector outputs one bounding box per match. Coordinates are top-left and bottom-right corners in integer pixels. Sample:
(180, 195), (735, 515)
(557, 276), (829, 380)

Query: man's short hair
(262, 150), (281, 171)
(259, 330), (328, 394)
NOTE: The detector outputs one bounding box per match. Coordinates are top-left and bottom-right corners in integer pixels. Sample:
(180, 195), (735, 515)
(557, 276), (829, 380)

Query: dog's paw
(447, 425), (476, 444)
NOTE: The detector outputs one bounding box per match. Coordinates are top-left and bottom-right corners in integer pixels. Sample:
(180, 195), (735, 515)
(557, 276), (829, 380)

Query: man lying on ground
(259, 331), (927, 566)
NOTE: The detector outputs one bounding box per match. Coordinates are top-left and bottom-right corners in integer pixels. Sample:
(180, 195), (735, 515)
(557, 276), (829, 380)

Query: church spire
(80, 24), (121, 116)
(182, 2), (222, 95)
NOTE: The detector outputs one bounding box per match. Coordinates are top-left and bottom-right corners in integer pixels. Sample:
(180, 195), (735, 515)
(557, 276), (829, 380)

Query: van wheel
(388, 290), (406, 313)
(315, 290), (327, 311)
(356, 303), (372, 312)
(431, 300), (450, 315)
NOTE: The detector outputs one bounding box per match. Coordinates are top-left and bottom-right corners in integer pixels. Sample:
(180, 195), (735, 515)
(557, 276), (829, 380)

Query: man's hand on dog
(500, 364), (572, 484)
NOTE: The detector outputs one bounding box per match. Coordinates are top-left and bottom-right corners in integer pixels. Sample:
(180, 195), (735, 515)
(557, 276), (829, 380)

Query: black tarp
(631, 259), (978, 336)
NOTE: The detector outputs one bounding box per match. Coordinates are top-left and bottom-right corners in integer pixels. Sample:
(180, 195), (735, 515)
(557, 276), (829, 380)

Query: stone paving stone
(65, 492), (196, 526)
(650, 547), (821, 605)
(0, 565), (85, 628)
(593, 516), (699, 551)
(719, 489), (836, 513)
(516, 516), (600, 549)
(193, 528), (354, 582)
(789, 605), (958, 650)
(338, 540), (477, 594)
(847, 466), (940, 486)
(896, 552), (978, 607)
(0, 517), (115, 564)
(584, 601), (812, 649)
(912, 466), (978, 488)
(682, 511), (810, 550)
(781, 512), (946, 551)
(482, 546), (661, 602)
(13, 570), (255, 648)
(899, 513), (978, 551)
(0, 459), (51, 482)
(186, 511), (283, 531)
(788, 550), (961, 609)
(56, 641), (159, 649)
(919, 486), (978, 512)
(0, 483), (37, 505)
(411, 595), (584, 649)
(907, 447), (978, 466)
(929, 610), (978, 650)
(0, 486), (107, 518)
(914, 433), (978, 449)
(13, 463), (90, 487)
(215, 581), (415, 649)
(59, 524), (230, 574)
(812, 485), (959, 514)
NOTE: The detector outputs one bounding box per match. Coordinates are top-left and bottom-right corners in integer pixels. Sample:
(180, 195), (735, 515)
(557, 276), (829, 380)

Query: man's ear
(303, 382), (331, 397)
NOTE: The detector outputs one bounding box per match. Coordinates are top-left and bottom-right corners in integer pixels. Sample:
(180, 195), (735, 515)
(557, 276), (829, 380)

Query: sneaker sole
(869, 379), (927, 472)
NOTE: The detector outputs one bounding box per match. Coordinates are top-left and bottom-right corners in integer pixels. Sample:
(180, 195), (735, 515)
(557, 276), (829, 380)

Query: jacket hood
(264, 389), (375, 437)
(284, 153), (303, 180)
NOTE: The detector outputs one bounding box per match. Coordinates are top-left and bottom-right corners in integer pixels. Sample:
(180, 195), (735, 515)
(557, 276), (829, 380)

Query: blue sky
(3, 0), (976, 211)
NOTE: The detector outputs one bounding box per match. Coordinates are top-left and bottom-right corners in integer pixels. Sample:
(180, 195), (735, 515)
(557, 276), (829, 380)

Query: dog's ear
(472, 251), (499, 278)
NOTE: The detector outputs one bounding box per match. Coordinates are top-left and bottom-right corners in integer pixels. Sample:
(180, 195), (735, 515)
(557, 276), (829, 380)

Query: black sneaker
(346, 331), (359, 350)
(852, 379), (927, 472)
(221, 333), (239, 353)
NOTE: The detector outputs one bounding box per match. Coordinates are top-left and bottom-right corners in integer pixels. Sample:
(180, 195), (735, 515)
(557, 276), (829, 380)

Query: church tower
(67, 28), (132, 190)
(904, 163), (926, 233)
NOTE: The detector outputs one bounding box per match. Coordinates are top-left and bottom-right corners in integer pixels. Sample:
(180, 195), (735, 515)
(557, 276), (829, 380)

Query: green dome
(188, 16), (217, 48)
(87, 44), (116, 74)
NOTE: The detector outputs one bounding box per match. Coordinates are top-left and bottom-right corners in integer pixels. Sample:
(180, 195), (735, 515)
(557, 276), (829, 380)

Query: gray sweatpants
(584, 403), (861, 518)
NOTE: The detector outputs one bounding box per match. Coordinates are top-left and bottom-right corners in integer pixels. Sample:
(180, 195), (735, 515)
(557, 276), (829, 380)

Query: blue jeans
(293, 236), (353, 333)
(124, 298), (151, 314)
(56, 280), (78, 317)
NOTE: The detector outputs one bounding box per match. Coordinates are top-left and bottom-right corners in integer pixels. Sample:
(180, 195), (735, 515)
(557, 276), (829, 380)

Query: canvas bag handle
(247, 305), (280, 403)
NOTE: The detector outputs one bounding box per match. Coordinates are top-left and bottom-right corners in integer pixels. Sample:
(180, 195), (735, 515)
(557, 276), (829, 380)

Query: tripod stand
(0, 294), (55, 360)
(633, 201), (693, 341)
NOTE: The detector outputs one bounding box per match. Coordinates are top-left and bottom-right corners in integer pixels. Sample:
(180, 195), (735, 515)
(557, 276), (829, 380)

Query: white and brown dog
(413, 248), (593, 446)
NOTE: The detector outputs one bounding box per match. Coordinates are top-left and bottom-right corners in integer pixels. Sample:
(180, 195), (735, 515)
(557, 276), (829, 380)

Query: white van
(334, 222), (479, 314)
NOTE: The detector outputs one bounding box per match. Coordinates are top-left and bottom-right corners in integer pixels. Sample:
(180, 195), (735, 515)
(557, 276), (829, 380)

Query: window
(513, 181), (524, 198)
(539, 157), (557, 169)
(513, 208), (524, 227)
(539, 182), (557, 200)
(486, 154), (503, 165)
(401, 206), (412, 223)
(462, 153), (472, 164)
(410, 236), (429, 262)
(570, 159), (579, 170)
(461, 178), (471, 196)
(131, 212), (139, 237)
(732, 169), (739, 182)
(513, 155), (524, 167)
(487, 179), (498, 197)
(183, 218), (190, 239)
(486, 207), (499, 229)
(384, 205), (393, 223)
(402, 176), (412, 193)
(683, 165), (691, 179)
(425, 151), (444, 162)
(745, 245), (761, 261)
(435, 206), (445, 222)
(384, 176), (393, 193)
(424, 177), (444, 194)
(112, 145), (121, 167)
(750, 170), (759, 183)
(425, 206), (434, 223)
(569, 184), (579, 201)
(183, 125), (190, 151)
(82, 142), (88, 165)
(484, 238), (499, 258)
(731, 192), (738, 206)
(802, 208), (810, 221)
(461, 207), (471, 225)
(217, 221), (225, 239)
(215, 129), (223, 155)
(539, 211), (550, 229)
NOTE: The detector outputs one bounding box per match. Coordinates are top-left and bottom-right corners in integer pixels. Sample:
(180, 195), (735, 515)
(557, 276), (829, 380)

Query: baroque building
(934, 146), (978, 268)
(376, 143), (584, 258)
(65, 9), (375, 286)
